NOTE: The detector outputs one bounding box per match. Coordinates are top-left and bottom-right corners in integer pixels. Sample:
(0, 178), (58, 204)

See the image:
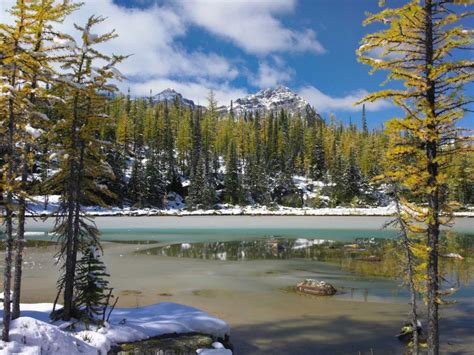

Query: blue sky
(1, 0), (472, 128)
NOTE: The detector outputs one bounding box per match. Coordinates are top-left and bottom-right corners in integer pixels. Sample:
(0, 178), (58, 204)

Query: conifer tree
(224, 141), (241, 204)
(0, 0), (79, 338)
(358, 1), (473, 352)
(74, 244), (111, 323)
(310, 129), (326, 181)
(362, 104), (368, 136)
(128, 157), (145, 207)
(145, 150), (165, 207)
(343, 147), (362, 202)
(49, 15), (126, 321)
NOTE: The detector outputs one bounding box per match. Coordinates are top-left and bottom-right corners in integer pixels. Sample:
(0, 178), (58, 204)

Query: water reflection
(138, 234), (474, 286)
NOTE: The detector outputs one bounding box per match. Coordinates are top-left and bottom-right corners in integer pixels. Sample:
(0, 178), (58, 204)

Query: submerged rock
(397, 321), (427, 346)
(110, 333), (232, 355)
(358, 255), (382, 262)
(295, 279), (337, 296)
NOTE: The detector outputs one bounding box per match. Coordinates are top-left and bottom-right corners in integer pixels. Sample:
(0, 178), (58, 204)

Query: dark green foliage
(343, 148), (362, 202)
(74, 244), (111, 323)
(145, 150), (166, 207)
(128, 157), (145, 207)
(224, 141), (241, 204)
(309, 130), (326, 181)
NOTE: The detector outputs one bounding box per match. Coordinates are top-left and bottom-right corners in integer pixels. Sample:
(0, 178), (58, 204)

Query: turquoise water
(25, 227), (398, 242)
(5, 217), (472, 354)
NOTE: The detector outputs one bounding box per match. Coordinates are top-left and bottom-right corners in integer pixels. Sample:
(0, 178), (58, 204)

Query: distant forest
(29, 92), (473, 210)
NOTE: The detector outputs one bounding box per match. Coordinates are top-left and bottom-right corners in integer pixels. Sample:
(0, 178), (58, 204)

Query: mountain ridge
(152, 85), (317, 117)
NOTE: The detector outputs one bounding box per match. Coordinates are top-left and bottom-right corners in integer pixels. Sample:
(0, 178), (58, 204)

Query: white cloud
(177, 0), (325, 55)
(249, 57), (294, 88)
(0, 0), (238, 81)
(130, 78), (247, 107)
(298, 86), (392, 112)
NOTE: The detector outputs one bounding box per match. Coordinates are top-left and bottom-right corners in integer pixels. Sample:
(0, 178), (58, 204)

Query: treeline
(40, 92), (471, 210)
(43, 94), (389, 208)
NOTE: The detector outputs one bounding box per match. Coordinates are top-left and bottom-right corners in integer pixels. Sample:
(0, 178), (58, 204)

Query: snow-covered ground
(26, 196), (474, 217)
(0, 303), (230, 354)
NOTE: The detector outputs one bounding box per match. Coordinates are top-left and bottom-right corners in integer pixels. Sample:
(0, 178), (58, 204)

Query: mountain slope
(152, 88), (201, 109)
(220, 85), (312, 117)
(153, 86), (317, 118)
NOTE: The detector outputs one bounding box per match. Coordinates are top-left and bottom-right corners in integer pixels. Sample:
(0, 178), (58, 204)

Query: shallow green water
(3, 217), (474, 354)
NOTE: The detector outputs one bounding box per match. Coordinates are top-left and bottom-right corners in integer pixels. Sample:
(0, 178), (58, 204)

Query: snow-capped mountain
(220, 85), (312, 117)
(152, 86), (316, 118)
(152, 88), (201, 109)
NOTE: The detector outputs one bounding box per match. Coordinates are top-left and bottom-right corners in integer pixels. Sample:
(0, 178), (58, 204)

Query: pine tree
(116, 111), (133, 154)
(358, 1), (473, 352)
(343, 147), (362, 203)
(330, 152), (346, 206)
(74, 244), (111, 323)
(452, 152), (474, 205)
(245, 113), (269, 204)
(361, 104), (368, 136)
(128, 157), (145, 207)
(310, 129), (326, 181)
(49, 15), (126, 321)
(163, 102), (176, 181)
(145, 150), (165, 207)
(224, 141), (241, 204)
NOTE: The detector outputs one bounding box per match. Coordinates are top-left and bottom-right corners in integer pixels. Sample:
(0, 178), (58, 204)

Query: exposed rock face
(295, 279), (337, 296)
(152, 88), (202, 110)
(219, 85), (315, 117)
(152, 86), (321, 121)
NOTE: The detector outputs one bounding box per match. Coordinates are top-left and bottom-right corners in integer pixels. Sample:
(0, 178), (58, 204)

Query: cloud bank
(0, 0), (390, 114)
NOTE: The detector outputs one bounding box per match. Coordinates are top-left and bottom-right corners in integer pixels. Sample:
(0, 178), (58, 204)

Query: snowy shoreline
(22, 196), (474, 218)
(26, 204), (474, 218)
(0, 303), (230, 354)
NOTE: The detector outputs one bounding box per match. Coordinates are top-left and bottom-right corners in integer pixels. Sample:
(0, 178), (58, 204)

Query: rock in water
(295, 279), (337, 296)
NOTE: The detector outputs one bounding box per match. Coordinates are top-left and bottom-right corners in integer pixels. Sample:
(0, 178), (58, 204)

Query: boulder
(295, 279), (337, 296)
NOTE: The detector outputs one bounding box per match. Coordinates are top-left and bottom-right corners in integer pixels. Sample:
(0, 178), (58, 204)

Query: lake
(10, 216), (474, 353)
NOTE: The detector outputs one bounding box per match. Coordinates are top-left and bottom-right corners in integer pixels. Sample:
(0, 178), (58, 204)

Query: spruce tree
(310, 129), (326, 181)
(343, 148), (362, 203)
(362, 104), (368, 136)
(74, 244), (111, 323)
(128, 157), (145, 207)
(145, 150), (165, 207)
(224, 141), (241, 204)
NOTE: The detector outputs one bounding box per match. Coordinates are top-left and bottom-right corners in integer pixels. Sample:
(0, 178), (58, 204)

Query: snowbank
(0, 303), (230, 355)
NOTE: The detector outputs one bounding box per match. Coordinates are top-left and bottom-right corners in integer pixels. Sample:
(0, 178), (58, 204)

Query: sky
(1, 0), (472, 128)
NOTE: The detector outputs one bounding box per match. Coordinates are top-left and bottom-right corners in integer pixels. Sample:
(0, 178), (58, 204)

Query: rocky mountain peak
(152, 88), (198, 109)
(227, 85), (311, 117)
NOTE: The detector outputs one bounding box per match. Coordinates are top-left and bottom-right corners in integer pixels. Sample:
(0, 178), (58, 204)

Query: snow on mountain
(219, 85), (313, 117)
(152, 86), (318, 118)
(152, 88), (201, 109)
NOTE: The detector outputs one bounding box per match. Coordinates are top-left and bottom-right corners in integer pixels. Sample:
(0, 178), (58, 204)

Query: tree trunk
(394, 185), (419, 354)
(62, 176), (76, 321)
(423, 1), (439, 354)
(2, 204), (14, 342)
(61, 51), (86, 320)
(2, 93), (16, 342)
(12, 146), (29, 319)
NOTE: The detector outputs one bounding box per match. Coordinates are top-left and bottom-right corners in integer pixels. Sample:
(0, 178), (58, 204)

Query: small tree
(74, 244), (111, 323)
